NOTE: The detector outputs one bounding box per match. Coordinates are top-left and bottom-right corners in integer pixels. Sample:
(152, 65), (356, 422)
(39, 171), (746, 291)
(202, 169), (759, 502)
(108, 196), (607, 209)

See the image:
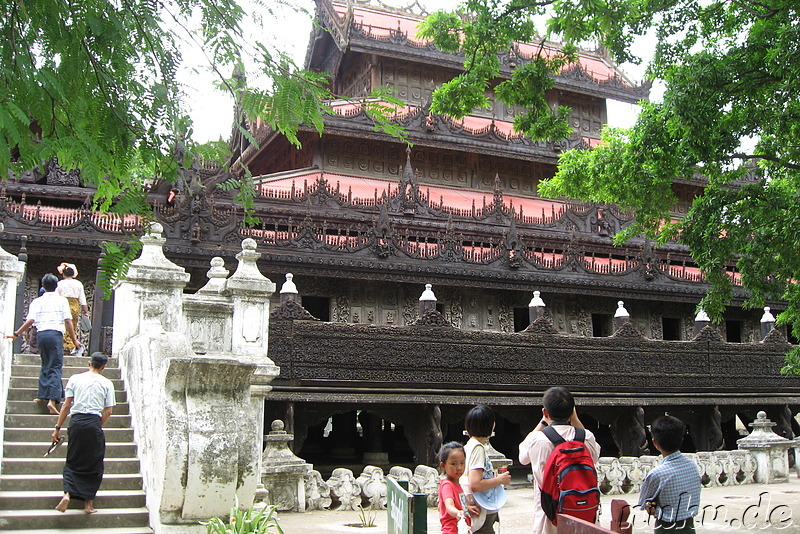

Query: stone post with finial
(419, 283), (437, 314)
(614, 300), (630, 331)
(280, 273), (299, 303)
(112, 222), (190, 354)
(226, 238), (277, 360)
(693, 308), (711, 336)
(737, 411), (797, 483)
(261, 420), (312, 512)
(528, 291), (546, 323)
(760, 306), (776, 340)
(11, 234), (26, 355)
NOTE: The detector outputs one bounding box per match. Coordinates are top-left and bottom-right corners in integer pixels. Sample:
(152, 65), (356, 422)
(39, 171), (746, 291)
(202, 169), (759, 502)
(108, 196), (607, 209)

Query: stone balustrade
(299, 451), (762, 511)
(597, 450), (757, 495)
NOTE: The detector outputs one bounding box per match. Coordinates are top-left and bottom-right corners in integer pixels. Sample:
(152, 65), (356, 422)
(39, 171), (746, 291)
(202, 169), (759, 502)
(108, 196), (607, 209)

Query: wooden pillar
(88, 249), (106, 354)
(687, 405), (723, 451)
(610, 406), (648, 457)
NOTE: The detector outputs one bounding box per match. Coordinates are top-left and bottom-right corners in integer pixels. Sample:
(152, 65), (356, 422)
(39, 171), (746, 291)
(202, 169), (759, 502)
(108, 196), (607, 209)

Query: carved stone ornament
(326, 468), (362, 511)
(611, 321), (644, 338)
(270, 300), (320, 321)
(304, 470), (332, 510)
(522, 316), (557, 335)
(410, 308), (452, 327)
(762, 327), (790, 345)
(692, 325), (723, 342)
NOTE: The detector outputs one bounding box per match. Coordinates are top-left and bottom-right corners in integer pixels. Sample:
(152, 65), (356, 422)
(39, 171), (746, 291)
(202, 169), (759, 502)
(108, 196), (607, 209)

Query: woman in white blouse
(56, 263), (89, 356)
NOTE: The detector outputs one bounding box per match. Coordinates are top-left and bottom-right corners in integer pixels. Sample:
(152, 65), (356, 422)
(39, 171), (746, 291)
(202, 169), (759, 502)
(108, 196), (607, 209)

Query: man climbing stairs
(0, 353), (152, 533)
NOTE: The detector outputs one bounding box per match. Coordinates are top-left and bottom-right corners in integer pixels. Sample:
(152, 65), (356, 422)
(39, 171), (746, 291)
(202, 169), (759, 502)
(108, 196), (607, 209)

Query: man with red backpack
(519, 387), (602, 534)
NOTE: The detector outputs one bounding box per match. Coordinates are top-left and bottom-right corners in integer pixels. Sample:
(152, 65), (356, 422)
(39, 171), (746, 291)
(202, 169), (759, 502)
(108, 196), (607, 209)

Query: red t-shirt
(438, 478), (464, 534)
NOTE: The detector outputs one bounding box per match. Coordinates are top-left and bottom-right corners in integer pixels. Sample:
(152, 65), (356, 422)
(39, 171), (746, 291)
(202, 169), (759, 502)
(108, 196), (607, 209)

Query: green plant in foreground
(203, 504), (283, 534)
(357, 504), (376, 528)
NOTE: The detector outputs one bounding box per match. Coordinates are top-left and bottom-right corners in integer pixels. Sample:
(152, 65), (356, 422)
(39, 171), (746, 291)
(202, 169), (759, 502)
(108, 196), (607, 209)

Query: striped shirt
(637, 451), (701, 522)
(26, 292), (72, 333)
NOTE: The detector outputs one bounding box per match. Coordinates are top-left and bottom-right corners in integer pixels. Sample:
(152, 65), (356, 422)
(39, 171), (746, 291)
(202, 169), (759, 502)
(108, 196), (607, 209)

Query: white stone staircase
(0, 353), (152, 533)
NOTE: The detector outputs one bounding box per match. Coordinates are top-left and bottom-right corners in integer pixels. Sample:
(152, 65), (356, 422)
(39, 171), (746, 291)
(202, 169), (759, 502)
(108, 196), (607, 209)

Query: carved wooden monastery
(1, 0), (798, 470)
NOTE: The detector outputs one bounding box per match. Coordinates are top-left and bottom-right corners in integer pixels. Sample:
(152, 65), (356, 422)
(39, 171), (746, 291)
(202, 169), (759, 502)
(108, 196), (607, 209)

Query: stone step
(0, 508), (150, 530)
(5, 413), (131, 428)
(4, 427), (134, 442)
(0, 473), (143, 492)
(13, 354), (119, 368)
(12, 364), (122, 380)
(0, 529), (153, 534)
(0, 489), (146, 510)
(7, 387), (128, 403)
(11, 376), (125, 389)
(6, 400), (129, 415)
(1, 457), (140, 475)
(4, 441), (137, 459)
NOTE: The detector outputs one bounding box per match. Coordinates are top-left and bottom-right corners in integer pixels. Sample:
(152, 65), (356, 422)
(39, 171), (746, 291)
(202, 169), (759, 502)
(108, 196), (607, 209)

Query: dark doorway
(662, 317), (682, 340)
(302, 296), (331, 321)
(725, 320), (742, 342)
(592, 313), (613, 337)
(514, 307), (530, 332)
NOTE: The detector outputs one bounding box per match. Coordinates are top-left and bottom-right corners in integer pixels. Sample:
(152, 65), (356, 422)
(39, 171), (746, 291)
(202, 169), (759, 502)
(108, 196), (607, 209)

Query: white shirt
(519, 425), (601, 534)
(57, 278), (87, 306)
(65, 370), (116, 417)
(26, 292), (72, 333)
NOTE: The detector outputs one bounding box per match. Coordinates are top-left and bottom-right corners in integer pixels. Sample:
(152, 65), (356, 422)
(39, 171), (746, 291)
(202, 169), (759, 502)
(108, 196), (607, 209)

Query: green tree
(422, 0), (800, 374)
(0, 0), (401, 213)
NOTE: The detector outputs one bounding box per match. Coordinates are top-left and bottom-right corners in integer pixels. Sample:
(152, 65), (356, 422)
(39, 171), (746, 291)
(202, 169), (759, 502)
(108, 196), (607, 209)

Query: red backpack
(540, 426), (601, 526)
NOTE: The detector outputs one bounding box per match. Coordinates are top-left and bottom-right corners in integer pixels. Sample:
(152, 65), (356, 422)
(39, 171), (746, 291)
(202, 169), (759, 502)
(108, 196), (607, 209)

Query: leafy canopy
(1, 0), (404, 290)
(1, 0), (404, 211)
(423, 0), (800, 374)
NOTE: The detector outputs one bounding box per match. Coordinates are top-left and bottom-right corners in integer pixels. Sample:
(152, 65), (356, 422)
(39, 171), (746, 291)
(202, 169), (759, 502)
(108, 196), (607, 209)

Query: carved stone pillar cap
(760, 306), (776, 323)
(694, 309), (711, 322)
(737, 411), (794, 450)
(614, 300), (629, 318)
(280, 273), (298, 295)
(0, 222), (12, 258)
(419, 283), (436, 302)
(528, 290), (545, 308)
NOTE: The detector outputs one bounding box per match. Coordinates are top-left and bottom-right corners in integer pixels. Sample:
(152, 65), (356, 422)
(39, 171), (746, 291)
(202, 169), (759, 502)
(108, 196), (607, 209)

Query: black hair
(651, 415), (685, 453)
(91, 352), (109, 369)
(41, 273), (58, 292)
(63, 266), (75, 277)
(438, 441), (465, 464)
(465, 404), (495, 438)
(543, 386), (575, 420)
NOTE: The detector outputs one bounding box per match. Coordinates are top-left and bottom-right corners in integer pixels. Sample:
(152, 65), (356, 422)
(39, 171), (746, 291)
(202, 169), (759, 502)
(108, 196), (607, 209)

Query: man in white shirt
(8, 274), (81, 415)
(52, 352), (116, 514)
(519, 387), (601, 534)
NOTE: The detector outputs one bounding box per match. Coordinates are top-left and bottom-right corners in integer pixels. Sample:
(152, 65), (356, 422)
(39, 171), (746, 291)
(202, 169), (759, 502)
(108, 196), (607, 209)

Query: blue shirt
(637, 451), (701, 522)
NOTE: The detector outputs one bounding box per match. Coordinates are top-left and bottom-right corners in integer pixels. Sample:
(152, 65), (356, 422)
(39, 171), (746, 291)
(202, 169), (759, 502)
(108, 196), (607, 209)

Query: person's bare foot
(84, 500), (97, 514)
(55, 494), (70, 512)
(47, 401), (59, 415)
(34, 398), (43, 404)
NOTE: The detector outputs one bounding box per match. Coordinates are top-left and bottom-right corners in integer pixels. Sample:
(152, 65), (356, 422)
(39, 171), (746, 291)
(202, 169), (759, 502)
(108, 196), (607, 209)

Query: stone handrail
(297, 451), (760, 511)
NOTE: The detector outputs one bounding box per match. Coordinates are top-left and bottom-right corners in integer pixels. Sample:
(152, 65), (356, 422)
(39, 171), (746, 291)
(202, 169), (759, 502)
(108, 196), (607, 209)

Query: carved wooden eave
(410, 308), (452, 327)
(266, 319), (800, 405)
(271, 300), (320, 321)
(692, 325), (724, 342)
(762, 327), (790, 346)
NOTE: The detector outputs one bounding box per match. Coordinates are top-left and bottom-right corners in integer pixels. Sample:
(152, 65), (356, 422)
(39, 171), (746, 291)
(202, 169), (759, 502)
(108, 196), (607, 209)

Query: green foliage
(203, 504), (283, 534)
(357, 504), (377, 528)
(419, 0), (645, 140)
(535, 0), (800, 374)
(98, 239), (144, 300)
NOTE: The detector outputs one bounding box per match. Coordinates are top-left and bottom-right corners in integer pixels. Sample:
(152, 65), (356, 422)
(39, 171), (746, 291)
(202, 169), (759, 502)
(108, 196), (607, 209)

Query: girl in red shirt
(438, 442), (478, 534)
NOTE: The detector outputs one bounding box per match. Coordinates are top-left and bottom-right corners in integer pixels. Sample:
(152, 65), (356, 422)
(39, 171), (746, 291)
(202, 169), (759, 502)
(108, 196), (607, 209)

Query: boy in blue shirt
(638, 416), (702, 533)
